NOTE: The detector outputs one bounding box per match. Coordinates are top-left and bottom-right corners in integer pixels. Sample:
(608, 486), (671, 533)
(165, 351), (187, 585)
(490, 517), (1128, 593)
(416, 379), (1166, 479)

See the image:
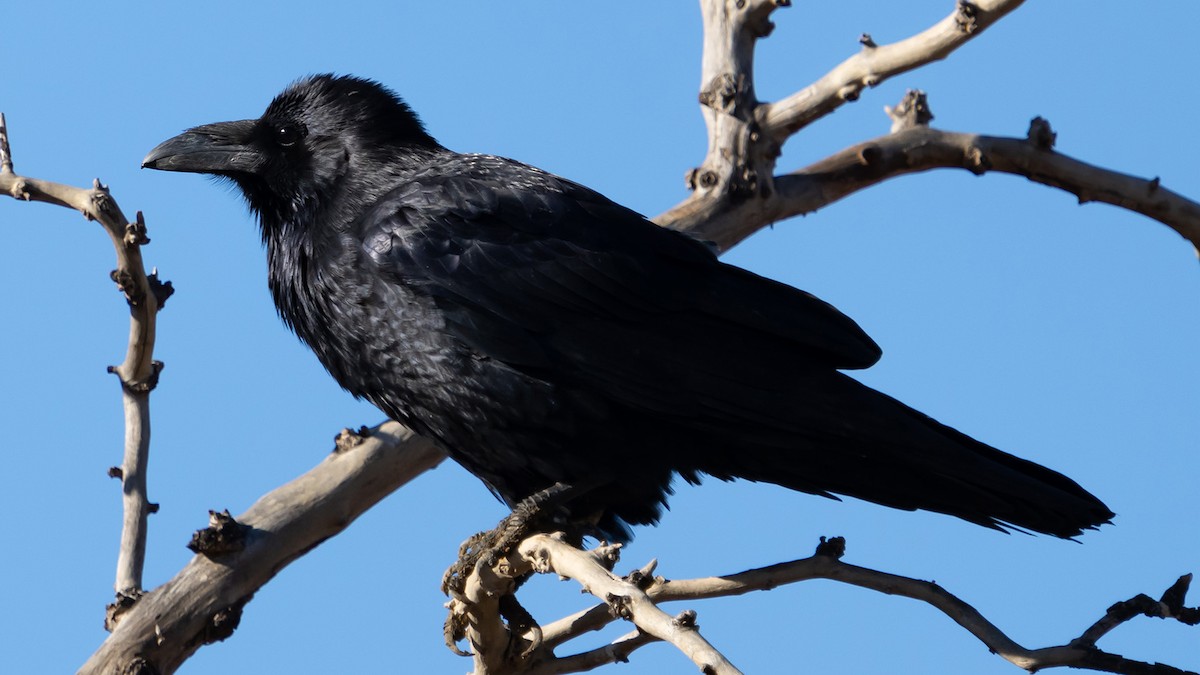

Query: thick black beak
(143, 120), (262, 174)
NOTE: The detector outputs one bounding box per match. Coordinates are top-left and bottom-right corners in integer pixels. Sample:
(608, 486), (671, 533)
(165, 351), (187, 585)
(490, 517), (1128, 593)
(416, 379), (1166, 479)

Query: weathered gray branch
(520, 536), (741, 674)
(463, 537), (1197, 675)
(760, 0), (1026, 140)
(659, 0), (1200, 257)
(522, 630), (655, 675)
(664, 78), (1200, 254)
(79, 422), (445, 675)
(452, 535), (742, 675)
(659, 0), (1026, 242)
(0, 113), (164, 598)
(705, 119), (1200, 253)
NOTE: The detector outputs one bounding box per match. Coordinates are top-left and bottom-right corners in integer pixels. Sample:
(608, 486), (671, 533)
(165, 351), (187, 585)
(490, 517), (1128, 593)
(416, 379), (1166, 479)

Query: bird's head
(143, 74), (441, 226)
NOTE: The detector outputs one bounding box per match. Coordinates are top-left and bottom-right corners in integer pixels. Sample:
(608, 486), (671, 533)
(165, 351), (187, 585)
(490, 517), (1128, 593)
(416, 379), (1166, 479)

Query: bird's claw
(440, 483), (574, 658)
(499, 593), (543, 659)
(443, 604), (472, 657)
(441, 482), (576, 597)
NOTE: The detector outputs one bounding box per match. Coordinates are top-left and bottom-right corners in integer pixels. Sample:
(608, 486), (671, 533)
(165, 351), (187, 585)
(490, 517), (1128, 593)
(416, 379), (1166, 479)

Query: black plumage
(143, 74), (1113, 541)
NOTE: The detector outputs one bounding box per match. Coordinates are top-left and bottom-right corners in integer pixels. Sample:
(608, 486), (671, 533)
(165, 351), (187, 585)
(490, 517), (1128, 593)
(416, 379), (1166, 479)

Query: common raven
(144, 74), (1112, 541)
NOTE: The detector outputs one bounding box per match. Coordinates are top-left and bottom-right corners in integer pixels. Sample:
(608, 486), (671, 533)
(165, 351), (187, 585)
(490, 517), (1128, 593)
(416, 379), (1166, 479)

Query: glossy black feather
(144, 74), (1114, 541)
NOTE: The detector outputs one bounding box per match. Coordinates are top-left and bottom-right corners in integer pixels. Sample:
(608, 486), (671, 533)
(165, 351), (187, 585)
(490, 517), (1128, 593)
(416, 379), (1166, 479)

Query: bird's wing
(357, 155), (881, 413)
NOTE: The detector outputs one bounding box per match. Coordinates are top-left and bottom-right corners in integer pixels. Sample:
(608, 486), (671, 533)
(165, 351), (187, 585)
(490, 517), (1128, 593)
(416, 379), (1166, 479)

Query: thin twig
(523, 630), (657, 675)
(0, 115), (162, 601)
(760, 0), (1027, 139)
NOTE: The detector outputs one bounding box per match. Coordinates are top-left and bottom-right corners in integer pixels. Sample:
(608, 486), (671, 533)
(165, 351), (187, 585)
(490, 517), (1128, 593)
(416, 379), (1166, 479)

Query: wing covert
(357, 156), (882, 413)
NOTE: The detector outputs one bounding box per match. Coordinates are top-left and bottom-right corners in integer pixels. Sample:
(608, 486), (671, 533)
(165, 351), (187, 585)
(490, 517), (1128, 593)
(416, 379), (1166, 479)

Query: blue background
(2, 2), (1196, 673)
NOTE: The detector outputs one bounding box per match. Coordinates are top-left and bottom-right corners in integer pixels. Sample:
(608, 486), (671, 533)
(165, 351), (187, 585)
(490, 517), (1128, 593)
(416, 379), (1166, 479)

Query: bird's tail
(686, 371), (1113, 539)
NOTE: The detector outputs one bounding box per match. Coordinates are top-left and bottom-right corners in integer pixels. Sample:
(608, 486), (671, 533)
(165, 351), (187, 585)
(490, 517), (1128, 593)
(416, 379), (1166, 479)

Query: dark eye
(274, 122), (306, 147)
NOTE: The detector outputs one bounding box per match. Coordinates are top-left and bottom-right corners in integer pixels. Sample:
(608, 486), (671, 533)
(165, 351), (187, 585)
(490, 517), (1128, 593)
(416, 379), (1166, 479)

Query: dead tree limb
(451, 534), (743, 675)
(759, 0), (1026, 139)
(771, 116), (1200, 253)
(456, 536), (1197, 675)
(519, 535), (740, 674)
(660, 0), (1027, 242)
(0, 113), (168, 603)
(657, 0), (1200, 258)
(79, 422), (445, 675)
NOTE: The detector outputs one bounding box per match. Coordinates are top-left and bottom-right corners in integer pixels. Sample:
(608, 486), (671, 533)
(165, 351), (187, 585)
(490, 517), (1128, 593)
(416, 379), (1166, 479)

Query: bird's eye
(274, 123), (306, 147)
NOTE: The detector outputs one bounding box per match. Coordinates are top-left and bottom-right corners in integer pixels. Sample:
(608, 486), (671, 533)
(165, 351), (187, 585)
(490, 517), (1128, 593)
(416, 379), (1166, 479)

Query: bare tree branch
(453, 534), (743, 675)
(714, 118), (1200, 253)
(523, 630), (656, 675)
(663, 0), (1199, 255)
(666, 83), (1200, 253)
(538, 557), (662, 652)
(79, 422), (446, 675)
(463, 536), (1197, 675)
(658, 0), (1200, 258)
(659, 0), (1026, 242)
(760, 0), (1026, 140)
(0, 114), (167, 599)
(519, 535), (741, 675)
(777, 122), (1200, 252)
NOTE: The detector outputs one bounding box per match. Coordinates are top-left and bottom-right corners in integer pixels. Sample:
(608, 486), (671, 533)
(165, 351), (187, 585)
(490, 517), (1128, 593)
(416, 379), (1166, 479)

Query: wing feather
(359, 156), (881, 417)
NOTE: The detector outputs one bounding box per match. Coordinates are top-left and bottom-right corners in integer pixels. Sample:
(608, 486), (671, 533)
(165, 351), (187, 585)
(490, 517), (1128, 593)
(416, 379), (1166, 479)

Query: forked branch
(661, 0), (1027, 240)
(449, 534), (743, 675)
(660, 0), (1200, 259)
(456, 536), (1198, 675)
(79, 423), (445, 675)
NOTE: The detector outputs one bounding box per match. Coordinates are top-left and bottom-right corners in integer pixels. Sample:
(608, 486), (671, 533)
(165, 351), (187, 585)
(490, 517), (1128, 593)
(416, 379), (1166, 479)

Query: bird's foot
(441, 482), (577, 658)
(441, 482), (575, 598)
(442, 583), (545, 660)
(499, 592), (543, 659)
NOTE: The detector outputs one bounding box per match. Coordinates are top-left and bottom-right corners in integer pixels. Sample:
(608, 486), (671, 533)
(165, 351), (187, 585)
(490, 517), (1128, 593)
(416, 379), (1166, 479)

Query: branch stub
(1027, 116), (1057, 150)
(956, 0), (981, 34)
(886, 89), (934, 133)
(815, 536), (847, 558)
(187, 509), (248, 556)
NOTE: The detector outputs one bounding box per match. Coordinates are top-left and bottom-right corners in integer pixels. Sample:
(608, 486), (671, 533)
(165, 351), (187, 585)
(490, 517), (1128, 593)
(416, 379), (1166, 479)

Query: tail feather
(688, 372), (1113, 539)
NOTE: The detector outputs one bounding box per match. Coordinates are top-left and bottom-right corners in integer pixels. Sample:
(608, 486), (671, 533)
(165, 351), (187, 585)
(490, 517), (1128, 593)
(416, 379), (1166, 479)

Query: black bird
(144, 74), (1112, 541)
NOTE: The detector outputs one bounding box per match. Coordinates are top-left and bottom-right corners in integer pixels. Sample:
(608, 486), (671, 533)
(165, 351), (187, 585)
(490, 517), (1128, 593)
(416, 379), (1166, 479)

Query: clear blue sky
(2, 2), (1197, 673)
